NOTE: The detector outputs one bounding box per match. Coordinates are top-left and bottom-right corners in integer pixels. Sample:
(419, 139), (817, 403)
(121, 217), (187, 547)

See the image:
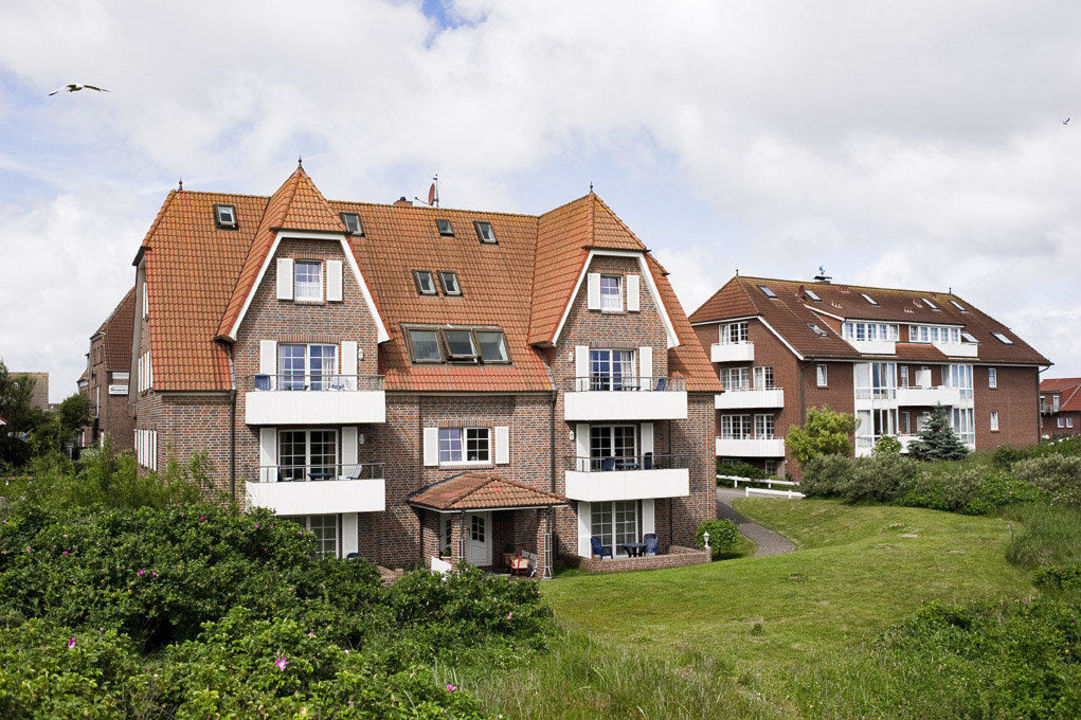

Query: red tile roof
(1041, 378), (1081, 412)
(408, 472), (567, 510)
(94, 287), (136, 371)
(136, 169), (719, 393)
(690, 275), (1049, 366)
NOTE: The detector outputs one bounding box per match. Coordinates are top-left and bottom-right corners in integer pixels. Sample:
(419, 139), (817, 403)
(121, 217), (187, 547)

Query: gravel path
(716, 486), (796, 556)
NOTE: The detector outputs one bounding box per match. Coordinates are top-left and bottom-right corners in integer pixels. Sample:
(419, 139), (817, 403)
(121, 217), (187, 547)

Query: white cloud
(0, 0), (1079, 398)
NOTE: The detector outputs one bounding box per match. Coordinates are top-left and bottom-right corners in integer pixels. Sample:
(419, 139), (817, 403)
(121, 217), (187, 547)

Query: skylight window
(340, 212), (363, 235)
(214, 205), (237, 229)
(961, 331), (979, 343)
(950, 300), (968, 312)
(805, 288), (822, 302)
(413, 270), (437, 295)
(444, 330), (478, 360)
(476, 330), (509, 363)
(438, 270), (461, 296)
(993, 331), (1014, 345)
(474, 221), (497, 244)
(807, 322), (828, 338)
(860, 292), (878, 306)
(758, 285), (777, 298)
(921, 297), (938, 310)
(408, 329), (442, 362)
(436, 219), (454, 237)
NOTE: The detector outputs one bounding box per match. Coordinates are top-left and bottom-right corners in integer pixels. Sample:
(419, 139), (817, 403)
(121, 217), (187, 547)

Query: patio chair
(338, 464), (365, 481)
(590, 536), (613, 560)
(345, 552), (361, 560)
(643, 451), (654, 470)
(254, 374), (271, 391)
(643, 533), (658, 556)
(654, 377), (668, 392)
(600, 456), (616, 472)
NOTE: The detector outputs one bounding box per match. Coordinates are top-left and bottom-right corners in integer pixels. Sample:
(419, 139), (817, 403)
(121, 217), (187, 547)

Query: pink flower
(446, 684), (457, 692)
(275, 656), (289, 671)
(67, 637), (76, 649)
(506, 612), (513, 620)
(254, 523), (260, 529)
(24, 546), (30, 552)
(151, 572), (157, 577)
(137, 570), (145, 576)
(307, 631), (315, 636)
(62, 551), (69, 556)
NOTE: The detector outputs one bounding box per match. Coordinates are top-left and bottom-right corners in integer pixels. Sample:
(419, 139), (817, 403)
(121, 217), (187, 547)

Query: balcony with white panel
(563, 376), (688, 421)
(715, 387), (785, 410)
(246, 462), (386, 515)
(896, 385), (961, 407)
(715, 437), (787, 457)
(848, 339), (896, 355)
(938, 342), (979, 358)
(244, 374), (386, 425)
(563, 454), (689, 502)
(711, 341), (755, 363)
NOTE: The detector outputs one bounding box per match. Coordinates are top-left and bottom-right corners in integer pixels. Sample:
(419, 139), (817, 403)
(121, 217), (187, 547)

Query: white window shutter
(494, 426), (510, 464)
(259, 340), (277, 377)
(577, 501), (592, 558)
(340, 340), (358, 389)
(641, 422), (654, 456)
(626, 274), (641, 312)
(259, 428), (277, 482)
(147, 354), (153, 389)
(326, 259), (343, 302)
(151, 432), (157, 471)
(638, 346), (653, 390)
(342, 426), (359, 469)
(587, 273), (601, 310)
(576, 423), (590, 471)
(341, 513), (359, 557)
(575, 345), (590, 391)
(276, 258), (294, 300)
(423, 427), (440, 467)
(642, 499), (656, 536)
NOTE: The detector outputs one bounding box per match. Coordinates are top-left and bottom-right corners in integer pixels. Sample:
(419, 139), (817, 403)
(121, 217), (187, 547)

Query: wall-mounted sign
(112, 372), (130, 381)
(108, 384), (129, 395)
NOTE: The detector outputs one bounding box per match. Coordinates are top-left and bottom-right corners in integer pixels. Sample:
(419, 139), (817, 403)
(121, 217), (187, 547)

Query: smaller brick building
(79, 288), (136, 451)
(1039, 378), (1081, 438)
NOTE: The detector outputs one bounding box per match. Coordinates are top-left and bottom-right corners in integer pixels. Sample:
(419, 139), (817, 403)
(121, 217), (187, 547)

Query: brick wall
(973, 365), (1040, 449)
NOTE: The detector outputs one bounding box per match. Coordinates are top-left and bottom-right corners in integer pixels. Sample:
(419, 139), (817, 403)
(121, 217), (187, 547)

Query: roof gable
(95, 287), (136, 371)
(408, 472), (566, 510)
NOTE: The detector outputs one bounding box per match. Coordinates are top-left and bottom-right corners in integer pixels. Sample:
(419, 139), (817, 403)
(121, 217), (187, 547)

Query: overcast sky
(1, 0), (1080, 401)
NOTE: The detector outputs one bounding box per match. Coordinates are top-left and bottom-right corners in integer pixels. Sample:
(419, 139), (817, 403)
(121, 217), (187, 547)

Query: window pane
(279, 430), (305, 481)
(278, 344), (306, 390)
(439, 271), (460, 294)
(309, 430), (337, 477)
(308, 514), (338, 559)
(476, 331), (508, 362)
(410, 330), (442, 362)
(466, 428), (490, 462)
(444, 330), (477, 359)
(600, 276), (621, 311)
(309, 345), (337, 390)
(591, 502), (613, 550)
(439, 428), (462, 463)
(414, 271), (436, 294)
(294, 261), (322, 300)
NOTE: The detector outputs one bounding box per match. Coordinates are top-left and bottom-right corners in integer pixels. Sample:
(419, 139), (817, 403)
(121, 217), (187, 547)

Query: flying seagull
(1064, 117), (1071, 126)
(48, 83), (109, 96)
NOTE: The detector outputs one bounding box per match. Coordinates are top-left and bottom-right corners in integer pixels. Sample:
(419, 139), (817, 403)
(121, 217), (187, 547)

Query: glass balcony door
(278, 429), (339, 481)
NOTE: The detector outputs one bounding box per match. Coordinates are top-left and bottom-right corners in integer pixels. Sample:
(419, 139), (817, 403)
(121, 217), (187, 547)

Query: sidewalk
(716, 486), (796, 556)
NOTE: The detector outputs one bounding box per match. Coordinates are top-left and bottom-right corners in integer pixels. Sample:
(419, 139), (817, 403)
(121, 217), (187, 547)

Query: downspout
(549, 389), (557, 492)
(226, 344), (237, 501)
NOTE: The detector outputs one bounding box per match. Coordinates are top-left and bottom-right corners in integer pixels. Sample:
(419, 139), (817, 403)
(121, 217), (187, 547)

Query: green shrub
(786, 407), (857, 468)
(715, 460), (774, 483)
(1012, 455), (1081, 507)
(1034, 566), (1081, 591)
(872, 435), (902, 456)
(799, 454), (852, 498)
(696, 519), (741, 559)
(838, 453), (918, 503)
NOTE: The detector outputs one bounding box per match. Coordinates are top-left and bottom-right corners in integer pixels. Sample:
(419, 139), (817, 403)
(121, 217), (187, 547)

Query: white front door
(465, 512), (492, 566)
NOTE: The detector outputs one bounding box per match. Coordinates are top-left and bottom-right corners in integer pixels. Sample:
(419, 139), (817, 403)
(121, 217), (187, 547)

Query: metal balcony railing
(253, 462), (386, 483)
(721, 384), (780, 392)
(566, 453), (688, 472)
(247, 374), (384, 392)
(563, 376), (687, 392)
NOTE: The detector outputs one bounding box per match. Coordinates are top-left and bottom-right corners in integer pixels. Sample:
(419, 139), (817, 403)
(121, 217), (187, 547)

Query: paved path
(716, 487), (796, 556)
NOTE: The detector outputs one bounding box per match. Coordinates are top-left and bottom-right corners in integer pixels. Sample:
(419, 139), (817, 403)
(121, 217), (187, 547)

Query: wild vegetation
(0, 359), (89, 467)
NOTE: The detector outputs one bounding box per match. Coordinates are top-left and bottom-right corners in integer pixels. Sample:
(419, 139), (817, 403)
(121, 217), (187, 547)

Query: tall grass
(1005, 504), (1081, 568)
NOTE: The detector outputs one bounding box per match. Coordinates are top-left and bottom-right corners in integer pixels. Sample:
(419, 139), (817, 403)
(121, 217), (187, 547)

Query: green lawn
(463, 498), (1037, 719)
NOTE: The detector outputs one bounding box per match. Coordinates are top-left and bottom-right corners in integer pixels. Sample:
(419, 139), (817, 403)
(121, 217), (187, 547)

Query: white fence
(717, 474), (805, 499)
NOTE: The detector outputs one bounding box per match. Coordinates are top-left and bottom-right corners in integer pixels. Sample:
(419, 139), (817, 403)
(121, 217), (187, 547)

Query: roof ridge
(737, 274), (958, 299)
(591, 194), (647, 250)
(93, 286), (136, 337)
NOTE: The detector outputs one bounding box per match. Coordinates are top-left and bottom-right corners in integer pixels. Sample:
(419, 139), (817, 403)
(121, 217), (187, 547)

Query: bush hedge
(696, 519), (742, 559)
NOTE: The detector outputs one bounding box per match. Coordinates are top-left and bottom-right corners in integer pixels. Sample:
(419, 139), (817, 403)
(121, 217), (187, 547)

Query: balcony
(938, 342), (979, 358)
(715, 387), (784, 409)
(711, 341), (754, 363)
(244, 374), (385, 425)
(896, 385), (961, 407)
(247, 463), (386, 515)
(563, 376), (688, 421)
(847, 339), (896, 355)
(564, 454), (690, 502)
(716, 437), (786, 457)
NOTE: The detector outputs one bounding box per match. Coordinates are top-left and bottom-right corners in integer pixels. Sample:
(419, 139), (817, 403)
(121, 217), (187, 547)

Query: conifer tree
(906, 404), (969, 461)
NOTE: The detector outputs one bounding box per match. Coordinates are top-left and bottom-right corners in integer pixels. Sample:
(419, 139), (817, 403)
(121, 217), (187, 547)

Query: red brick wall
(973, 365), (1039, 449)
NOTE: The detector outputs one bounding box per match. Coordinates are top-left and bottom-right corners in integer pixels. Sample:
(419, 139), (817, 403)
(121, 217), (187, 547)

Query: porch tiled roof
(408, 472), (567, 511)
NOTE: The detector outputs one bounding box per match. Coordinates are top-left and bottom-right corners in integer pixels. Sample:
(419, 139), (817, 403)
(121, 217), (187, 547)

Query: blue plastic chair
(254, 374), (271, 391)
(643, 451), (654, 470)
(654, 377), (668, 392)
(590, 536), (613, 560)
(345, 552), (362, 560)
(643, 533), (658, 556)
(601, 457), (616, 472)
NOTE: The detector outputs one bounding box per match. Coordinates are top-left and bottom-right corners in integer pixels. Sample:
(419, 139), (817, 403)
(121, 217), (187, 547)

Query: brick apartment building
(128, 165), (719, 573)
(1039, 378), (1081, 438)
(689, 275), (1049, 477)
(78, 288), (136, 451)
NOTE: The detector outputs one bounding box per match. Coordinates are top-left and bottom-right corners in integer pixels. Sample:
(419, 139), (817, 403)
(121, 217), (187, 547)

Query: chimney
(393, 196), (412, 207)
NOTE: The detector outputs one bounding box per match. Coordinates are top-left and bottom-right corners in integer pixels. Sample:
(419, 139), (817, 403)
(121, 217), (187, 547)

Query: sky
(1, 0), (1080, 402)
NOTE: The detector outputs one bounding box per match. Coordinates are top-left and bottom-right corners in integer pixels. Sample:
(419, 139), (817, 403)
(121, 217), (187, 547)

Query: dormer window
(340, 212), (363, 235)
(408, 329), (442, 362)
(921, 297), (938, 310)
(214, 204), (237, 229)
(436, 219), (454, 237)
(993, 331), (1014, 345)
(413, 270), (437, 295)
(950, 299), (968, 312)
(438, 270), (461, 296)
(860, 292), (878, 305)
(474, 221), (497, 244)
(758, 285), (777, 298)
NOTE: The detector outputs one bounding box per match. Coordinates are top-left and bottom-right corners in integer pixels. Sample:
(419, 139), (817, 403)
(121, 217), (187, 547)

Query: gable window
(294, 261), (323, 301)
(438, 270), (461, 296)
(214, 204), (237, 229)
(408, 329), (442, 363)
(860, 292), (878, 305)
(988, 368), (998, 388)
(600, 275), (622, 312)
(990, 411), (999, 432)
(439, 427), (490, 464)
(992, 331), (1013, 345)
(474, 221), (497, 244)
(590, 348), (635, 391)
(413, 270), (437, 295)
(816, 364), (828, 388)
(720, 321), (749, 344)
(476, 330), (509, 363)
(340, 212), (363, 235)
(436, 219), (454, 236)
(278, 344), (338, 391)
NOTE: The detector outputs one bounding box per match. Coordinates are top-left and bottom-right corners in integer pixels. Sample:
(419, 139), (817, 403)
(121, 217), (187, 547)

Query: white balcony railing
(896, 385), (962, 407)
(715, 437), (787, 457)
(563, 376), (688, 421)
(246, 463), (386, 515)
(711, 341), (755, 363)
(938, 342), (979, 358)
(847, 339), (896, 355)
(244, 374), (386, 425)
(563, 454), (689, 502)
(715, 387), (784, 409)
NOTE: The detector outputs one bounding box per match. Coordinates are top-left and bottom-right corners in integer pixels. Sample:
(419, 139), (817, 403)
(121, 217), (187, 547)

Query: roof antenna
(297, 155), (303, 167)
(814, 265), (832, 283)
(589, 181), (593, 194)
(415, 173), (440, 207)
(177, 177), (183, 191)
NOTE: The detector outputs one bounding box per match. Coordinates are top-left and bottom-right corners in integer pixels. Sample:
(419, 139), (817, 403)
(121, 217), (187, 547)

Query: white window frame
(753, 366), (774, 390)
(278, 428), (339, 481)
(591, 500), (639, 557)
(722, 367), (750, 391)
(720, 321), (749, 344)
(720, 414), (753, 439)
(413, 270), (437, 295)
(599, 275), (623, 312)
(990, 411), (999, 432)
(1068, 417), (1075, 429)
(305, 514), (339, 559)
(754, 413), (775, 439)
(276, 343), (338, 390)
(438, 427), (491, 466)
(988, 367), (997, 389)
(294, 260), (323, 302)
(816, 364), (828, 388)
(589, 424), (638, 464)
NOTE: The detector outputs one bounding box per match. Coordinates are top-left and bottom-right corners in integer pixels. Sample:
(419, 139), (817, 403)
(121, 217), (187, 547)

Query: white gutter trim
(805, 305), (846, 322)
(757, 317), (805, 361)
(690, 315), (757, 327)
